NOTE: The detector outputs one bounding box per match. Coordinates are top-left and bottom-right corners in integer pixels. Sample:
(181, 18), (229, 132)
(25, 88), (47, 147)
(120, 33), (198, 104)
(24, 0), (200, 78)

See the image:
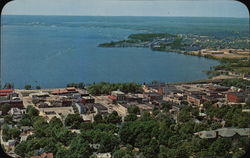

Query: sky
(1, 0), (249, 18)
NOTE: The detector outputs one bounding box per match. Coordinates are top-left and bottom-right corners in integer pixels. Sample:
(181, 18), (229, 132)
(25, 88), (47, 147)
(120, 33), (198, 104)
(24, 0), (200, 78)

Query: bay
(2, 15), (246, 88)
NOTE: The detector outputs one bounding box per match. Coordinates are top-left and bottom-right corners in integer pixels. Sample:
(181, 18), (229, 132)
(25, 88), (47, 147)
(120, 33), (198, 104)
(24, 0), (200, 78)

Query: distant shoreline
(2, 14), (249, 19)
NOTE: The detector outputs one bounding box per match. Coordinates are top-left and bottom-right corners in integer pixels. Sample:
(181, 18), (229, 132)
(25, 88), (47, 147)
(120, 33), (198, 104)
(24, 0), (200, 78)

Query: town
(0, 77), (249, 158)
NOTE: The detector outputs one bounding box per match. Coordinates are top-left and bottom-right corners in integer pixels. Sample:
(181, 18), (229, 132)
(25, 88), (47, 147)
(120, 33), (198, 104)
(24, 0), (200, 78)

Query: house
(82, 96), (95, 104)
(226, 92), (246, 103)
(36, 102), (49, 108)
(111, 91), (126, 103)
(8, 108), (24, 122)
(29, 92), (50, 99)
(0, 100), (24, 109)
(5, 139), (17, 151)
(136, 103), (153, 112)
(8, 92), (19, 99)
(20, 126), (33, 133)
(243, 74), (250, 81)
(93, 103), (108, 114)
(113, 103), (131, 115)
(208, 84), (230, 92)
(20, 131), (33, 142)
(72, 93), (81, 99)
(151, 99), (168, 108)
(0, 118), (4, 126)
(233, 128), (250, 137)
(66, 87), (77, 93)
(194, 128), (250, 139)
(146, 82), (166, 94)
(169, 104), (185, 123)
(187, 95), (203, 106)
(61, 99), (72, 106)
(78, 89), (89, 96)
(51, 89), (68, 95)
(144, 92), (163, 101)
(216, 128), (236, 137)
(202, 95), (218, 103)
(161, 85), (178, 95)
(126, 94), (143, 103)
(194, 130), (217, 139)
(75, 102), (87, 114)
(0, 89), (14, 96)
(94, 153), (111, 158)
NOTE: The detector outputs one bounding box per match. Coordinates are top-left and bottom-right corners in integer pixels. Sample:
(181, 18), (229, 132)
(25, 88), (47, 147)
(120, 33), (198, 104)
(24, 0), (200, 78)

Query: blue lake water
(1, 15), (248, 88)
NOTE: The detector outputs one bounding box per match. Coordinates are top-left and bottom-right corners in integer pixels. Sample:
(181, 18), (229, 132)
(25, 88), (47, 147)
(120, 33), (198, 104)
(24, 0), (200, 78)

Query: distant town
(100, 32), (250, 79)
(0, 74), (250, 157)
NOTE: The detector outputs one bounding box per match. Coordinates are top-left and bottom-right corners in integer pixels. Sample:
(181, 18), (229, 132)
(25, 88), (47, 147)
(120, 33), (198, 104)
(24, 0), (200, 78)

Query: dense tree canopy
(87, 82), (142, 95)
(12, 102), (250, 158)
(65, 114), (84, 129)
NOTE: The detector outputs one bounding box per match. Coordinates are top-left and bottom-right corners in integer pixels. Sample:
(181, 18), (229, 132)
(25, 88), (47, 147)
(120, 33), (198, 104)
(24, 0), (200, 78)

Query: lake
(2, 15), (247, 88)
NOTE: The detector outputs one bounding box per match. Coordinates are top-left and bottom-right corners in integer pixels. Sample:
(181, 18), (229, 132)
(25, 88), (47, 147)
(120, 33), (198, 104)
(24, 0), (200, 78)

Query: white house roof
(194, 131), (217, 139)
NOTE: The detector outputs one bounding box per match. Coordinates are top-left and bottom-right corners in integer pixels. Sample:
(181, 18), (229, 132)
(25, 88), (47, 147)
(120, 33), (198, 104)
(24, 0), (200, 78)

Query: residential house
(93, 103), (108, 114)
(8, 108), (24, 122)
(0, 118), (4, 126)
(136, 103), (153, 112)
(226, 92), (246, 103)
(208, 84), (230, 92)
(187, 95), (203, 106)
(194, 128), (250, 139)
(29, 92), (50, 99)
(144, 92), (163, 101)
(0, 100), (24, 109)
(0, 89), (14, 96)
(126, 94), (143, 103)
(93, 153), (111, 158)
(194, 130), (217, 139)
(82, 96), (95, 104)
(111, 91), (126, 103)
(5, 139), (17, 152)
(75, 102), (87, 114)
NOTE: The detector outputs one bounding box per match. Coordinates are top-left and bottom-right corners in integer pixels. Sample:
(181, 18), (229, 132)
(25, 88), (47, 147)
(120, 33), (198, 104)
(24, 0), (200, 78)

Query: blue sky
(2, 0), (249, 18)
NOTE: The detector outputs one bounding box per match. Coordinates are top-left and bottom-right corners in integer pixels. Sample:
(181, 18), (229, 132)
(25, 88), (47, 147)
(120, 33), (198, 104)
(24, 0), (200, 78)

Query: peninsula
(99, 33), (250, 79)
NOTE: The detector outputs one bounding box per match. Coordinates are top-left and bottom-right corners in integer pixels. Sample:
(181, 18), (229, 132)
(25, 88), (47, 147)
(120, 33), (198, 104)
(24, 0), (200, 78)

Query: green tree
(49, 117), (63, 128)
(27, 106), (39, 118)
(98, 132), (120, 152)
(142, 139), (159, 158)
(9, 127), (21, 139)
(18, 114), (32, 126)
(105, 111), (121, 124)
(1, 103), (11, 115)
(65, 114), (84, 129)
(80, 122), (93, 131)
(2, 123), (11, 141)
(24, 85), (32, 90)
(162, 102), (173, 111)
(124, 114), (137, 122)
(128, 106), (140, 115)
(3, 115), (13, 123)
(178, 108), (192, 123)
(209, 138), (231, 156)
(15, 142), (28, 157)
(113, 148), (133, 158)
(69, 135), (92, 158)
(94, 114), (103, 123)
(4, 83), (14, 89)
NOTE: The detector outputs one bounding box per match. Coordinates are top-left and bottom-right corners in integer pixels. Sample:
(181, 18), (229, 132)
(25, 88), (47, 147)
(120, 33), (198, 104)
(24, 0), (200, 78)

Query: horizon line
(2, 14), (249, 19)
